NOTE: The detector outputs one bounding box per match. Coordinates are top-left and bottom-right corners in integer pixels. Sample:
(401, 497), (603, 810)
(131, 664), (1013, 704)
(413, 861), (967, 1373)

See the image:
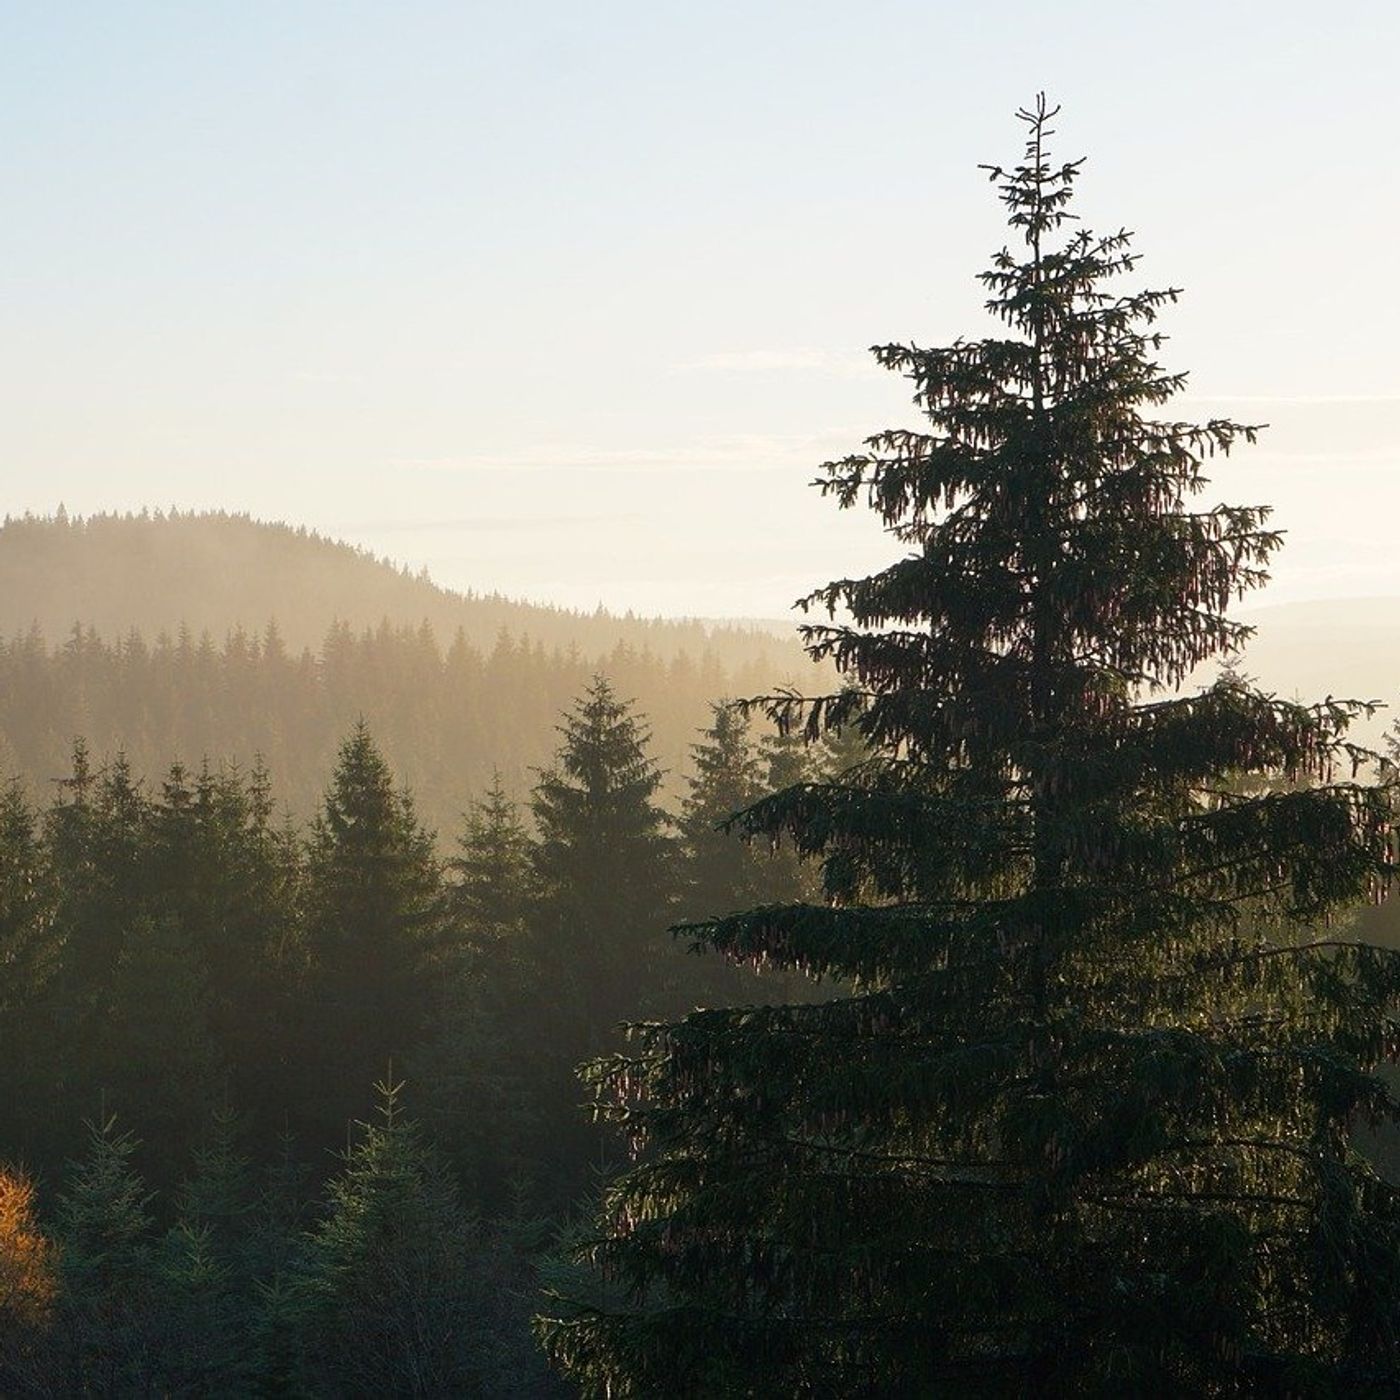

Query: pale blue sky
(2, 2), (1397, 617)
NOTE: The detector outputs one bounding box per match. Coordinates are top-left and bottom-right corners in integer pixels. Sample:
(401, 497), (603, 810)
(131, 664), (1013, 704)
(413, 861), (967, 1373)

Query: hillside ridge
(0, 509), (801, 665)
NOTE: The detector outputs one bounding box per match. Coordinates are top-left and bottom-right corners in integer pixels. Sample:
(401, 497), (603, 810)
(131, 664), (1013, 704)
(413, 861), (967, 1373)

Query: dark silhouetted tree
(448, 771), (537, 952)
(531, 677), (675, 1042)
(539, 99), (1400, 1395)
(678, 701), (768, 922)
(675, 702), (821, 1008)
(416, 775), (544, 1203)
(301, 722), (442, 1147)
(148, 759), (299, 1124)
(0, 784), (55, 1154)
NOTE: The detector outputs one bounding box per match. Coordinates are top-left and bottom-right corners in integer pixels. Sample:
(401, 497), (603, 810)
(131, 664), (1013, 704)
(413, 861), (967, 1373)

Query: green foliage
(300, 722), (444, 1142)
(415, 777), (544, 1205)
(149, 758), (300, 1121)
(678, 701), (769, 920)
(539, 99), (1400, 1395)
(152, 1114), (259, 1391)
(19, 741), (301, 1178)
(0, 681), (842, 1394)
(0, 782), (52, 1015)
(0, 783), (56, 1141)
(176, 1105), (257, 1259)
(152, 1221), (249, 1396)
(449, 771), (538, 947)
(99, 915), (220, 1173)
(56, 1118), (153, 1290)
(676, 701), (818, 1005)
(295, 1074), (484, 1396)
(51, 1116), (159, 1392)
(532, 676), (677, 1039)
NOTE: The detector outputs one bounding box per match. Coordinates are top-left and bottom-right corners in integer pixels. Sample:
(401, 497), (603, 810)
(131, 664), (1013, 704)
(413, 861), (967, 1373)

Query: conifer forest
(6, 21), (1400, 1397)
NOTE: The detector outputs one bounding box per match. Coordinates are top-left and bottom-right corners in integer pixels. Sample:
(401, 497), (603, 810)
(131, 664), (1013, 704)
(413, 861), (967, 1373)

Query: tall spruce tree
(148, 759), (296, 1121)
(677, 702), (820, 1007)
(0, 783), (50, 1015)
(447, 771), (537, 953)
(531, 676), (675, 1041)
(301, 722), (442, 1148)
(539, 99), (1400, 1394)
(0, 783), (55, 1147)
(416, 776), (543, 1202)
(678, 702), (769, 922)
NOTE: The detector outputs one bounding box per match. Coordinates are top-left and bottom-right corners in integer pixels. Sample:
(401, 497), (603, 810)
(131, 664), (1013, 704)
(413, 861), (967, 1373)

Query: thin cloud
(339, 514), (647, 533)
(390, 431), (866, 474)
(674, 348), (881, 379)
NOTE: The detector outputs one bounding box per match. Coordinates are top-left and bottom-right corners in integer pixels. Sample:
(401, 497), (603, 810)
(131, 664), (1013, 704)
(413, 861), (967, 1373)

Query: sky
(2, 1), (1398, 620)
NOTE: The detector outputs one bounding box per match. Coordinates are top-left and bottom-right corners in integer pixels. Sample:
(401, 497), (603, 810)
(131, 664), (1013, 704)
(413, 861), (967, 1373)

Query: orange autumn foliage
(0, 1168), (55, 1330)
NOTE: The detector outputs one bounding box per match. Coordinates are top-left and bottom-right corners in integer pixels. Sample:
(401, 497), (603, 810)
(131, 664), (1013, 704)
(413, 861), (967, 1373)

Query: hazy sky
(3, 2), (1398, 619)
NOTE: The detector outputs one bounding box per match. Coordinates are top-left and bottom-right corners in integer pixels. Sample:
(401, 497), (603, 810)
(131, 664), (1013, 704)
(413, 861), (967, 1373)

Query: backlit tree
(539, 98), (1400, 1395)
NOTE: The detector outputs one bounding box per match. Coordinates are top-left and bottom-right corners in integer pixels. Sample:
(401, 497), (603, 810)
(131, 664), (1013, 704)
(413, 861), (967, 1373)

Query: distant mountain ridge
(0, 510), (822, 831)
(7, 510), (1397, 800)
(0, 509), (804, 668)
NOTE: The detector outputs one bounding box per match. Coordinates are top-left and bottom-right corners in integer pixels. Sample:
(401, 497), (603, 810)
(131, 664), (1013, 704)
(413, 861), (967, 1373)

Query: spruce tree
(300, 722), (442, 1146)
(0, 782), (50, 1016)
(0, 783), (55, 1151)
(298, 1075), (482, 1396)
(157, 1115), (257, 1392)
(174, 1105), (257, 1262)
(416, 775), (542, 1202)
(539, 99), (1400, 1394)
(447, 771), (537, 952)
(45, 743), (145, 1029)
(53, 1116), (159, 1392)
(154, 1218), (248, 1396)
(678, 701), (769, 921)
(677, 703), (820, 1008)
(150, 759), (299, 1125)
(531, 676), (675, 1041)
(40, 748), (157, 1169)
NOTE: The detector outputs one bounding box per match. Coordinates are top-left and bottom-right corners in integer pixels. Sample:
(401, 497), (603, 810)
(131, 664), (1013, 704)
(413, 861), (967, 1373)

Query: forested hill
(0, 511), (820, 834)
(0, 509), (794, 662)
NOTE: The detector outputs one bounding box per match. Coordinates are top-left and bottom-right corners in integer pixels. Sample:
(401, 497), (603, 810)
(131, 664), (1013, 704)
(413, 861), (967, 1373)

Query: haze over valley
(6, 3), (1400, 1395)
